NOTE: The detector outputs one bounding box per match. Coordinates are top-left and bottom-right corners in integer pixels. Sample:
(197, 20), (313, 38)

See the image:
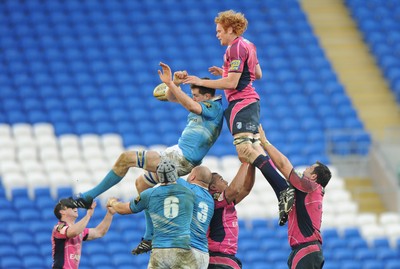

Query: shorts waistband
(291, 240), (320, 250)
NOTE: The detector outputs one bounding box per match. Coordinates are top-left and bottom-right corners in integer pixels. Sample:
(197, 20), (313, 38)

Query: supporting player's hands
(173, 70), (188, 86)
(208, 66), (223, 76)
(258, 124), (270, 147)
(86, 201), (97, 217)
(107, 197), (119, 209)
(107, 204), (117, 215)
(183, 75), (202, 86)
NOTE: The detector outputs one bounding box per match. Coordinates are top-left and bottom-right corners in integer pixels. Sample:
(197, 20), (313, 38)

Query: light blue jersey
(177, 178), (214, 252)
(129, 183), (195, 249)
(178, 97), (223, 165)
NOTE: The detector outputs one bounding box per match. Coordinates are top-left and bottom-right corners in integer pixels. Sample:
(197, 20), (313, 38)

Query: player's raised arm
(158, 62), (203, 114)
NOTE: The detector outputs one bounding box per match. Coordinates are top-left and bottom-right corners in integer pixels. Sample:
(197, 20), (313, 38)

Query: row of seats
(345, 0), (400, 104)
(0, 0), (371, 164)
(1, 184), (400, 269)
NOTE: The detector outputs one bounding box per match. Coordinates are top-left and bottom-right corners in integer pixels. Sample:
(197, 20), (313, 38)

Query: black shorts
(208, 252), (242, 269)
(288, 241), (324, 269)
(224, 99), (260, 135)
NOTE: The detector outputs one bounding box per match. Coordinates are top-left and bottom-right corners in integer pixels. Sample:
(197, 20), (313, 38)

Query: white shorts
(191, 248), (209, 269)
(148, 248), (197, 269)
(143, 145), (196, 186)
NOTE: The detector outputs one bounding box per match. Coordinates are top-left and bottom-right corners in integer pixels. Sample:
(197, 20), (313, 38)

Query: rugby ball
(153, 83), (169, 101)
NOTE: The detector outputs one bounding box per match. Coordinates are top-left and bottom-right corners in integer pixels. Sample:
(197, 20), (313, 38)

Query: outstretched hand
(158, 62), (172, 84)
(208, 66), (223, 76)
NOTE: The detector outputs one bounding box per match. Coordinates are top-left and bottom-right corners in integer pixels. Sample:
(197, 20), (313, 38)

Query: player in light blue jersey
(107, 159), (198, 269)
(71, 62), (224, 210)
(134, 165), (215, 268)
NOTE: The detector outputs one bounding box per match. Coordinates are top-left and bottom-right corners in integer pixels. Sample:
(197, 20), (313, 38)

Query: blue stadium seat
(376, 248), (399, 261)
(347, 238), (368, 249)
(363, 260), (385, 269)
(373, 238), (391, 248)
(90, 253), (115, 267)
(12, 231), (34, 245)
(35, 231), (52, 245)
(324, 238), (348, 250)
(355, 248), (377, 261)
(243, 251), (267, 263)
(385, 259), (400, 269)
(55, 187), (73, 199)
(322, 228), (340, 241)
(112, 253), (136, 267)
(0, 209), (19, 222)
(333, 248), (356, 261)
(19, 208), (42, 221)
(341, 260), (363, 269)
(266, 250), (288, 263)
(323, 260), (341, 269)
(18, 244), (42, 257)
(0, 256), (23, 268)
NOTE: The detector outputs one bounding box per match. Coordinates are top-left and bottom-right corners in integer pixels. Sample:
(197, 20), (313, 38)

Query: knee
(113, 151), (132, 169)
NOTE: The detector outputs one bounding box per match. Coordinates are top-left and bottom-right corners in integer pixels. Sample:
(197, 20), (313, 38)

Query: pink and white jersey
(287, 170), (324, 248)
(52, 221), (89, 269)
(207, 192), (239, 255)
(222, 36), (260, 103)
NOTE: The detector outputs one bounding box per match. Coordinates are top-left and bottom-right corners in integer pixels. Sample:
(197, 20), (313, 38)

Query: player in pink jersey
(207, 162), (255, 269)
(240, 125), (332, 269)
(52, 199), (115, 269)
(183, 10), (265, 164)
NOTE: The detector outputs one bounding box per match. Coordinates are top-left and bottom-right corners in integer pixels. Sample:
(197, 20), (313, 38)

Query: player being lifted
(71, 62), (223, 210)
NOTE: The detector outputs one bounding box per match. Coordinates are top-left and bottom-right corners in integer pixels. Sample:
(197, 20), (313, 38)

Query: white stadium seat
(0, 147), (16, 162)
(379, 212), (400, 226)
(17, 147), (39, 162)
(14, 135), (36, 148)
(356, 212), (378, 227)
(201, 156), (221, 172)
(0, 123), (12, 138)
(59, 134), (80, 149)
(101, 133), (123, 148)
(20, 160), (44, 174)
(80, 134), (102, 149)
(32, 122), (55, 137)
(12, 123), (33, 138)
(0, 160), (21, 174)
(39, 147), (61, 161)
(61, 147), (82, 160)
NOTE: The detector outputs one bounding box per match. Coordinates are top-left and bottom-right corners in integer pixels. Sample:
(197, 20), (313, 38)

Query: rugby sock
(143, 210), (154, 241)
(81, 170), (123, 201)
(253, 155), (288, 200)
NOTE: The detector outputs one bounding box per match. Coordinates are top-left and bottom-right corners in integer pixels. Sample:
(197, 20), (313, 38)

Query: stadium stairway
(300, 0), (400, 141)
(345, 177), (386, 214)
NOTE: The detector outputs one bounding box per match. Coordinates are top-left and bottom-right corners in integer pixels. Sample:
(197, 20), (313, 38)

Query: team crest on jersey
(202, 101), (212, 108)
(229, 60), (241, 71)
(213, 192), (221, 200)
(57, 223), (66, 232)
(134, 195), (141, 204)
(236, 122), (242, 129)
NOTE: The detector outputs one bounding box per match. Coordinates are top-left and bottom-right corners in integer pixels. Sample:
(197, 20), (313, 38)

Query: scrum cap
(157, 159), (178, 183)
